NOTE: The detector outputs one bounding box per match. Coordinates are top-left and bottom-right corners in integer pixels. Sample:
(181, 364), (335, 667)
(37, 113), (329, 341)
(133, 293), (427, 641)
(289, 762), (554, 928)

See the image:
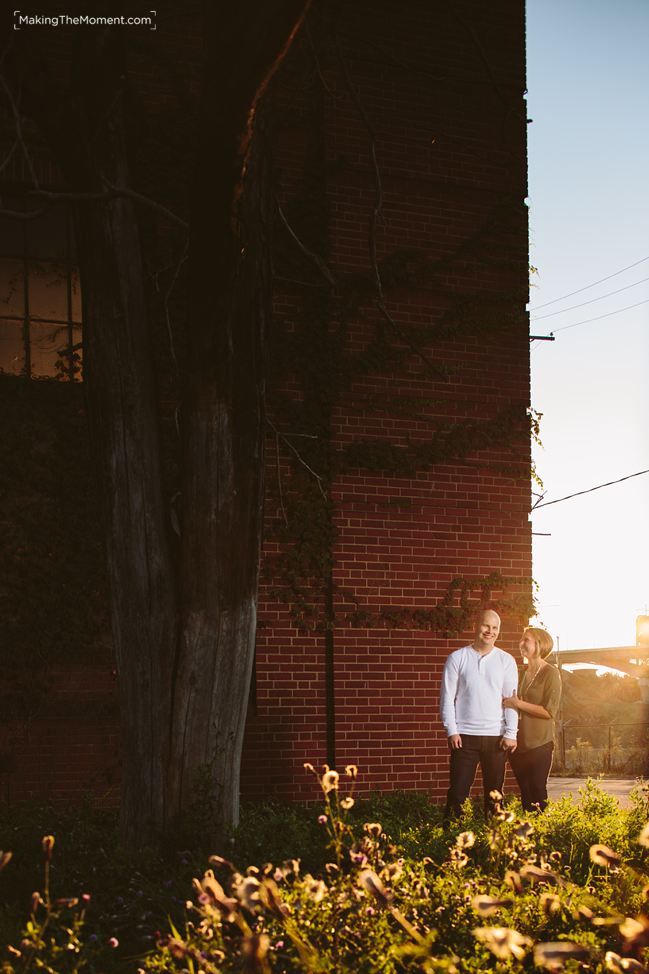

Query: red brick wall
(0, 665), (118, 805)
(241, 0), (531, 805)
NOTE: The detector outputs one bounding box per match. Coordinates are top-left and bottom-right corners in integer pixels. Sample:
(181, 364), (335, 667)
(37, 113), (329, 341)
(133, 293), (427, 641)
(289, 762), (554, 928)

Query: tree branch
(267, 417), (326, 497)
(276, 199), (336, 287)
(0, 72), (40, 188)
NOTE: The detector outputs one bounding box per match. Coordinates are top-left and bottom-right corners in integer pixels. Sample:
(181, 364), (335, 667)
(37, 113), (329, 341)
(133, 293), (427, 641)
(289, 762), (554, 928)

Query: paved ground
(547, 776), (640, 808)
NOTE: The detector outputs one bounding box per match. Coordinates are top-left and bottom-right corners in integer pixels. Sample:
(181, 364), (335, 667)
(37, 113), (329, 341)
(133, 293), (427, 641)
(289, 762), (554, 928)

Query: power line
(529, 255), (649, 311)
(531, 274), (649, 321)
(532, 469), (649, 511)
(550, 297), (649, 333)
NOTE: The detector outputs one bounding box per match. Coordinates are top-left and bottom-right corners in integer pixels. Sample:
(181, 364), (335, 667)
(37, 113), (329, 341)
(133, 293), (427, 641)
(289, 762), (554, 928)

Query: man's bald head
(473, 609), (501, 653)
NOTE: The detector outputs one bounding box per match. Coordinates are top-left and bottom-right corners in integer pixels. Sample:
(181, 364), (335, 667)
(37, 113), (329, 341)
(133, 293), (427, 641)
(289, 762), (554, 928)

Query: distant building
(0, 0), (531, 806)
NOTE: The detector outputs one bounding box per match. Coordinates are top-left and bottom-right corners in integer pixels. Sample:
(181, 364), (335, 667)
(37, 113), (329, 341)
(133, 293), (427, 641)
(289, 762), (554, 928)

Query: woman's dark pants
(509, 741), (554, 811)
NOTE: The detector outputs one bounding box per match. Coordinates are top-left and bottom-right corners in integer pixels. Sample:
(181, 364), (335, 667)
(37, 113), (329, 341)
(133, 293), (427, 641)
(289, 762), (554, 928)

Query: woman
(503, 627), (561, 812)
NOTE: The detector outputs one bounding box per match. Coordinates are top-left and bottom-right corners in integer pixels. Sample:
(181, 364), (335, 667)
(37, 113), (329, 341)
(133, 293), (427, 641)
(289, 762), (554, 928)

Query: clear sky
(526, 0), (649, 651)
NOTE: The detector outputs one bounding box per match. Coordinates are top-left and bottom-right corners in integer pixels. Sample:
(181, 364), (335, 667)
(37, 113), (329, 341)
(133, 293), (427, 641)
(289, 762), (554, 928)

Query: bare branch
(274, 273), (330, 290)
(336, 38), (384, 299)
(304, 17), (337, 96)
(376, 300), (450, 381)
(267, 417), (326, 497)
(274, 430), (289, 526)
(0, 138), (19, 177)
(101, 176), (189, 229)
(155, 240), (189, 371)
(276, 199), (336, 287)
(0, 72), (40, 189)
(1, 185), (188, 229)
(0, 202), (47, 220)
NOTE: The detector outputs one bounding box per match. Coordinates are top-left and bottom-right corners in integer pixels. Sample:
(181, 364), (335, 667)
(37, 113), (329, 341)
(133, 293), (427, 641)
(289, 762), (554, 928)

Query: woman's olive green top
(516, 662), (562, 753)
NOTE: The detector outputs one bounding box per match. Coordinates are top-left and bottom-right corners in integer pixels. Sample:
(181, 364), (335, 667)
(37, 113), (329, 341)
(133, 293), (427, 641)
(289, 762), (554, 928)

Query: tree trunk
(73, 193), (179, 845)
(169, 3), (309, 843)
(59, 42), (180, 844)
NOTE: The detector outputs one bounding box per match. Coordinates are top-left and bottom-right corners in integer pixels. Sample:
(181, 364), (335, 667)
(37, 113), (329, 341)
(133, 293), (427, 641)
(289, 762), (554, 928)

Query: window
(0, 199), (82, 380)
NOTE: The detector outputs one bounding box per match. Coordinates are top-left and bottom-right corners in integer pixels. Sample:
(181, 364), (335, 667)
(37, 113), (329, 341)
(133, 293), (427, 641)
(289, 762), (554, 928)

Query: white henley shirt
(440, 643), (518, 739)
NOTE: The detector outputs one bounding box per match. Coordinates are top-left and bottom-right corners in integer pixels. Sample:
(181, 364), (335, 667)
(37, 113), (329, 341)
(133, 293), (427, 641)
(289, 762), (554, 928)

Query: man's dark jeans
(444, 734), (506, 821)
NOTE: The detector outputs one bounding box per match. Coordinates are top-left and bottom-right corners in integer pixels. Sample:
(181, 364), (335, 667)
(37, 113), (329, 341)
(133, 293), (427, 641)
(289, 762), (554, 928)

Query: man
(440, 608), (518, 820)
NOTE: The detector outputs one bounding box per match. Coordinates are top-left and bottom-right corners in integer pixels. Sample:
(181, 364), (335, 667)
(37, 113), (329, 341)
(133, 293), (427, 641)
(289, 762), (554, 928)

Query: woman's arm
(502, 693), (551, 720)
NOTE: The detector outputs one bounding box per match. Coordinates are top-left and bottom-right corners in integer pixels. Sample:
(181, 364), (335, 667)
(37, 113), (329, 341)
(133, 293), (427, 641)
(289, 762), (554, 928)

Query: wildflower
(496, 809), (516, 823)
(448, 848), (468, 869)
(385, 860), (404, 882)
(590, 844), (622, 871)
(504, 870), (523, 894)
(341, 797), (355, 810)
(345, 765), (358, 778)
(258, 878), (291, 917)
(605, 951), (648, 972)
(473, 926), (531, 960)
(42, 835), (55, 861)
(318, 814), (327, 824)
(520, 864), (561, 886)
(274, 940), (285, 950)
(514, 821), (534, 839)
(364, 822), (382, 837)
(238, 876), (262, 911)
(637, 824), (649, 848)
(489, 790), (503, 802)
(305, 878), (327, 903)
(358, 869), (393, 909)
(322, 770), (340, 793)
(30, 892), (42, 913)
(288, 858), (300, 875)
(165, 938), (187, 960)
(350, 850), (368, 867)
(456, 831), (476, 849)
(533, 941), (592, 970)
(107, 937), (119, 949)
(619, 915), (649, 951)
(208, 854), (235, 870)
(540, 893), (561, 916)
(0, 851), (12, 871)
(197, 871), (238, 920)
(471, 895), (513, 917)
(592, 914), (625, 927)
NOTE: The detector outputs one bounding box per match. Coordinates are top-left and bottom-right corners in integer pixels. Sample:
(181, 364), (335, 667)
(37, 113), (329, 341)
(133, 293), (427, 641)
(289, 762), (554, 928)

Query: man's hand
(500, 736), (517, 753)
(448, 734), (462, 750)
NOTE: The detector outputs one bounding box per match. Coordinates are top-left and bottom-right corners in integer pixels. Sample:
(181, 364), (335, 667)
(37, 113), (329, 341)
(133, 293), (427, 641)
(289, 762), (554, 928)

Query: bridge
(555, 645), (649, 677)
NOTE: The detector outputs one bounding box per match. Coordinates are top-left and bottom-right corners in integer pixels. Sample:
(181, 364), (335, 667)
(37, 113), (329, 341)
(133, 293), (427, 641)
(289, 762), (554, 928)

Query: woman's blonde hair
(524, 626), (554, 659)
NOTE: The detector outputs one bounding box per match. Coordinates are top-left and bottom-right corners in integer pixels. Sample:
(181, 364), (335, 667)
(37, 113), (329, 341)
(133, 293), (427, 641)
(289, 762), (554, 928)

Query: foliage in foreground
(2, 775), (649, 973)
